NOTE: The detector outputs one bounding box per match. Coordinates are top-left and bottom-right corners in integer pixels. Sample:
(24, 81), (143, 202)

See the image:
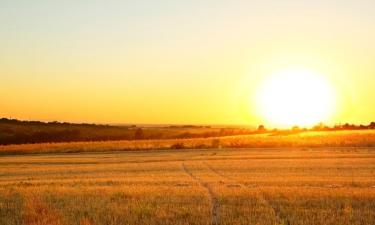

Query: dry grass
(24, 195), (63, 225)
(0, 147), (374, 225)
(1, 130), (375, 155)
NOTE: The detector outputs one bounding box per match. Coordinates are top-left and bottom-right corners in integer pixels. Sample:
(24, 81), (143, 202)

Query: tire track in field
(182, 163), (220, 225)
(205, 163), (284, 225)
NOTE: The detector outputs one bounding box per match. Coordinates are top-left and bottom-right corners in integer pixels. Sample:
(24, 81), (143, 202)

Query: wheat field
(1, 147), (374, 225)
(1, 130), (375, 155)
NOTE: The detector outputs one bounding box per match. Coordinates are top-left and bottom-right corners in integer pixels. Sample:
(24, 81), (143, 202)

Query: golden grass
(0, 148), (374, 225)
(24, 195), (63, 225)
(1, 130), (375, 155)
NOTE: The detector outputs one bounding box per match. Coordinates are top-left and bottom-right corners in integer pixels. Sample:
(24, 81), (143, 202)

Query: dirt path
(182, 163), (220, 225)
(205, 163), (284, 224)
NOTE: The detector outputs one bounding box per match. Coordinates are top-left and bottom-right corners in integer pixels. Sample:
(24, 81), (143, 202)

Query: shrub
(170, 143), (185, 149)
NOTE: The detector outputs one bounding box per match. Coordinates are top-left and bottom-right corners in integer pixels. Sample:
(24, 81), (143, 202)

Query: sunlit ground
(1, 148), (374, 225)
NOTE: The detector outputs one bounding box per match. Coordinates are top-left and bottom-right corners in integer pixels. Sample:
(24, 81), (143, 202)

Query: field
(1, 130), (375, 155)
(1, 146), (375, 225)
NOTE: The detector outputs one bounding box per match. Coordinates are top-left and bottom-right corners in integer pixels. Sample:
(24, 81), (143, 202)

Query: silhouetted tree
(134, 128), (144, 139)
(211, 139), (221, 148)
(292, 126), (300, 131)
(257, 125), (266, 132)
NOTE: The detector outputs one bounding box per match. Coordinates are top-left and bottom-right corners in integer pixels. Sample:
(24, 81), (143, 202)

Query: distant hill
(2, 118), (374, 145)
(0, 118), (139, 145)
(0, 118), (256, 145)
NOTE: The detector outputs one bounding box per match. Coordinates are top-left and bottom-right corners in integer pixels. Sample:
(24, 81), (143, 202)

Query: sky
(1, 0), (375, 126)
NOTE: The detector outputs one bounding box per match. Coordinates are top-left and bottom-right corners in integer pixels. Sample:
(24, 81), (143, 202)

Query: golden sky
(1, 1), (375, 126)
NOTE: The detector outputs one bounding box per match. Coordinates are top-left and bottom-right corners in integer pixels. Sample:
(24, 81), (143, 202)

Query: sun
(255, 67), (336, 128)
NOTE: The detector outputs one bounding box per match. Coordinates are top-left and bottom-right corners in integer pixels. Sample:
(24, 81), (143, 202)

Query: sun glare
(255, 67), (336, 128)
